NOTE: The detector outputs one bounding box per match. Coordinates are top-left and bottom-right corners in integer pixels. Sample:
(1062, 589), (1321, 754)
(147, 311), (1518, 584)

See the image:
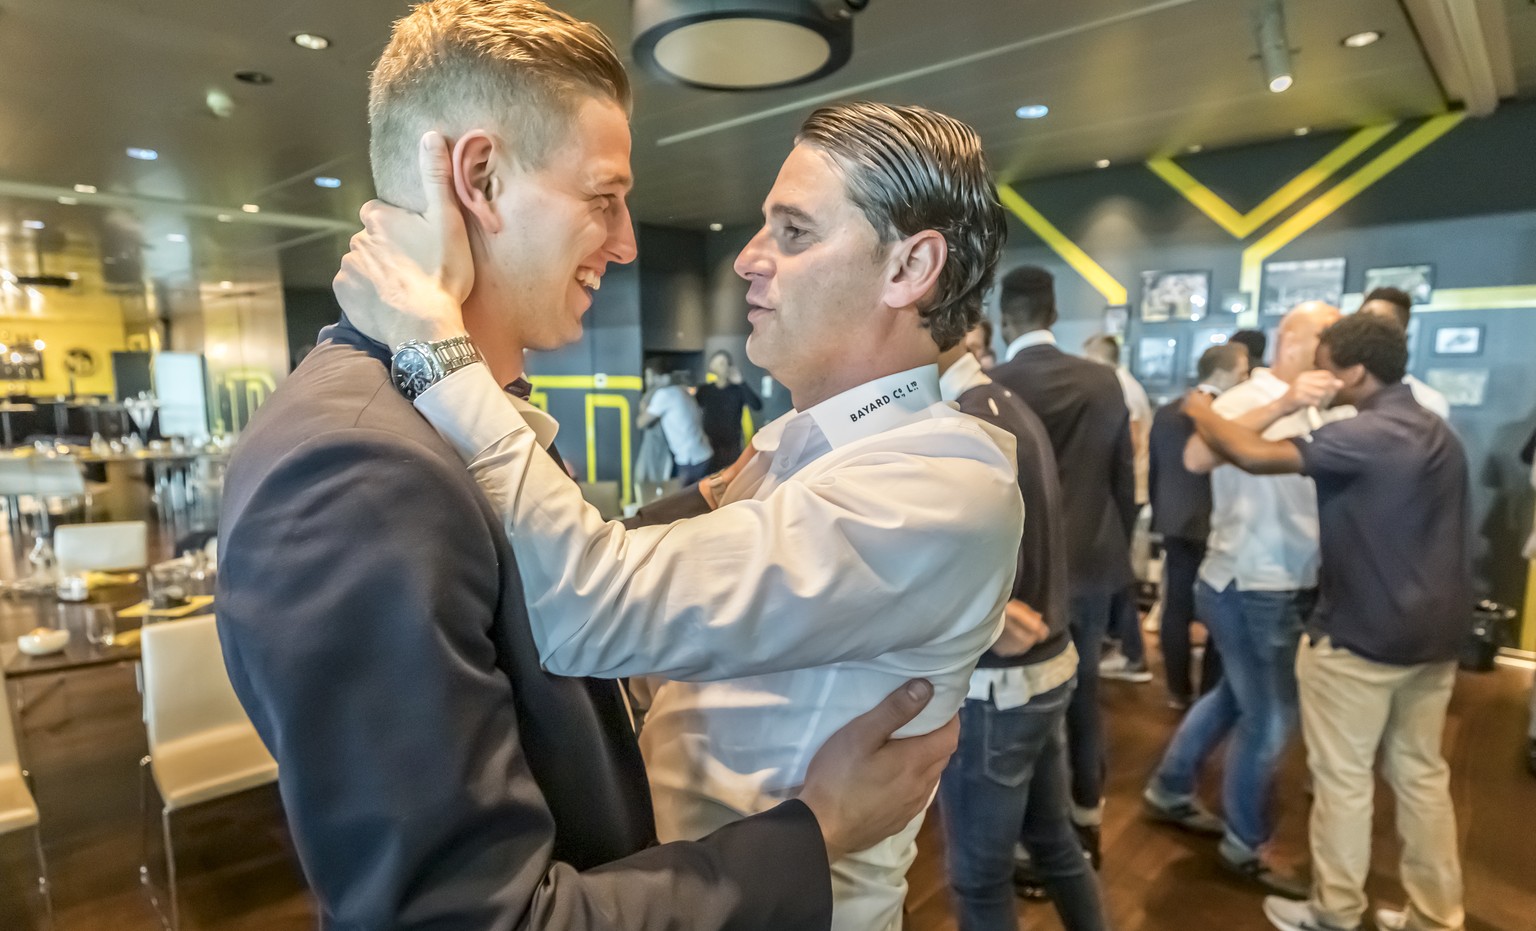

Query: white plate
(17, 628), (70, 656)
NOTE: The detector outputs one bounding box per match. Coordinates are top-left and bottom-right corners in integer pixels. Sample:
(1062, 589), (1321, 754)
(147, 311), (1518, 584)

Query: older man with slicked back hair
(338, 100), (1025, 931)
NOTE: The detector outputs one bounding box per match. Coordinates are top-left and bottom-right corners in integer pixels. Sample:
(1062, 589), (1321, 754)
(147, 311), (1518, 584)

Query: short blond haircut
(368, 0), (631, 211)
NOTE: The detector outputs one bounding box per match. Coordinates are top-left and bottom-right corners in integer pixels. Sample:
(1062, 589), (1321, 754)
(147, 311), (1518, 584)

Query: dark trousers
(939, 680), (1108, 931)
(1066, 591), (1114, 810)
(1159, 537), (1222, 702)
(674, 458), (712, 486)
(1109, 584), (1144, 664)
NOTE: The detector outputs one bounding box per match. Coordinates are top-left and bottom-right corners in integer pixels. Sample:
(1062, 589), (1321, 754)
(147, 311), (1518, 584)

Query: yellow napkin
(117, 594), (215, 620)
(113, 628), (142, 648)
(85, 571), (140, 587)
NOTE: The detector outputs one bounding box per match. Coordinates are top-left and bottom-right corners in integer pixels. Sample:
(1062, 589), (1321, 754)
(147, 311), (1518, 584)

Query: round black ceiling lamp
(633, 1), (866, 92)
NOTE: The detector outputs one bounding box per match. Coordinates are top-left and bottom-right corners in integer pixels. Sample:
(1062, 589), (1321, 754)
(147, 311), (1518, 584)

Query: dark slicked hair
(1229, 329), (1267, 365)
(796, 102), (1007, 351)
(1362, 286), (1413, 329)
(1197, 343), (1247, 382)
(1319, 313), (1408, 385)
(998, 265), (1057, 332)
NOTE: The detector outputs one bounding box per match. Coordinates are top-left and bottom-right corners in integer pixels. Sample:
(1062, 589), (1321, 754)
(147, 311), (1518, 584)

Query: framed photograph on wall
(1364, 264), (1435, 305)
(1136, 336), (1178, 385)
(1425, 368), (1489, 407)
(1260, 258), (1346, 317)
(1186, 329), (1233, 378)
(1140, 270), (1212, 322)
(1433, 325), (1483, 356)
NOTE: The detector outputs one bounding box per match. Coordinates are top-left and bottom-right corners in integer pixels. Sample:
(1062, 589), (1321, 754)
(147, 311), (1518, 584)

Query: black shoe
(1142, 788), (1226, 837)
(1010, 859), (1048, 900)
(1073, 822), (1102, 871)
(1222, 854), (1309, 900)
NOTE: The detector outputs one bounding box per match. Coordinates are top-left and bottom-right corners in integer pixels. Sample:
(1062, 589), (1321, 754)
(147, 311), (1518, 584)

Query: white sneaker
(1374, 908), (1408, 930)
(1263, 896), (1357, 931)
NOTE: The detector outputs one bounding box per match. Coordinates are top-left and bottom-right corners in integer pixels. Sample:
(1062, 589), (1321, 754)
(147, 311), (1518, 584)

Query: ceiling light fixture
(242, 203), (260, 213)
(1254, 0), (1294, 93)
(709, 222), (724, 231)
(632, 0), (864, 91)
(1186, 144), (1203, 153)
(57, 196), (79, 206)
(217, 214), (234, 223)
(1015, 104), (1050, 120)
(127, 147), (159, 161)
(292, 33), (331, 51)
(73, 183), (97, 194)
(1095, 159), (1111, 169)
(1294, 126), (1311, 136)
(22, 220), (44, 230)
(314, 176), (342, 189)
(1341, 30), (1382, 48)
(219, 281), (233, 290)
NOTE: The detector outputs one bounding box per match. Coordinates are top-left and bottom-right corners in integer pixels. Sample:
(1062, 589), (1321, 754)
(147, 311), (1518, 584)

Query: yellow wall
(0, 283), (127, 396)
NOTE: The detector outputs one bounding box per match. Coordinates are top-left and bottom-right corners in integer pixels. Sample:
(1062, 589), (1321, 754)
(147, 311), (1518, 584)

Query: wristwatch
(390, 335), (484, 401)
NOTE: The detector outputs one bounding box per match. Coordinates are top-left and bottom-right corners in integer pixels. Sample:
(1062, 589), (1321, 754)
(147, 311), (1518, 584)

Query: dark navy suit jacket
(217, 321), (831, 930)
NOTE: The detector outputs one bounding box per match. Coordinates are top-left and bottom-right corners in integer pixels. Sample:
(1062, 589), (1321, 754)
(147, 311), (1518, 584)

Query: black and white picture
(1364, 264), (1435, 305)
(1139, 270), (1211, 323)
(1187, 329), (1232, 378)
(1433, 326), (1482, 356)
(1425, 368), (1488, 407)
(1137, 336), (1178, 384)
(1260, 258), (1346, 317)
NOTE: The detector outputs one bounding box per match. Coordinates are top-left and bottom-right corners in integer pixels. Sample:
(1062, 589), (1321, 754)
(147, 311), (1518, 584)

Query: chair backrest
(55, 520), (148, 574)
(28, 458), (87, 498)
(0, 670), (22, 772)
(0, 459), (34, 497)
(139, 615), (254, 751)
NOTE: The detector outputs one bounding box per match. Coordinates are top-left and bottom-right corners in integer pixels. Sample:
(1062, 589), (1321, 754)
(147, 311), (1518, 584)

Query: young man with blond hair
(218, 3), (967, 929)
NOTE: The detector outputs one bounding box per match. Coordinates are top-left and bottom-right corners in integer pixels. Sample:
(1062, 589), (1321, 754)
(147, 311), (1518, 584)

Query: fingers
(417, 131), (456, 224)
(847, 679), (934, 750)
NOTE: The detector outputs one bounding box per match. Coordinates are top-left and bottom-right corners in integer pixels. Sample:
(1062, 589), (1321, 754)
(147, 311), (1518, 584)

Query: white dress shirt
(1004, 328), (1056, 362)
(1200, 368), (1355, 592)
(416, 361), (1023, 931)
(1404, 373), (1451, 419)
(645, 383), (712, 466)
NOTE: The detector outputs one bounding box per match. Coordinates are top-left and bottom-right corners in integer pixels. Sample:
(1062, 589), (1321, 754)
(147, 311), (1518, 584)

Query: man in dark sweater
(1185, 314), (1472, 931)
(935, 335), (1108, 931)
(696, 349), (763, 471)
(1149, 343), (1249, 708)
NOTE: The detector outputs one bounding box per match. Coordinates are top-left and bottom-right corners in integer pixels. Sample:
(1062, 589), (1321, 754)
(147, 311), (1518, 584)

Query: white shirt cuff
(414, 363), (531, 461)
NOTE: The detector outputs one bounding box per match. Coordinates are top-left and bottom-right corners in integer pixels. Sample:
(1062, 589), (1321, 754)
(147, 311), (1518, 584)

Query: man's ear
(1340, 362), (1369, 389)
(451, 130), (502, 235)
(883, 230), (947, 310)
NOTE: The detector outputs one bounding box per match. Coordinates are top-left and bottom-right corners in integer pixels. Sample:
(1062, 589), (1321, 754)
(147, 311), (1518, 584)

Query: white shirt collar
(1004, 329), (1056, 361)
(939, 352), (990, 403)
(801, 364), (942, 449)
(509, 394), (559, 450)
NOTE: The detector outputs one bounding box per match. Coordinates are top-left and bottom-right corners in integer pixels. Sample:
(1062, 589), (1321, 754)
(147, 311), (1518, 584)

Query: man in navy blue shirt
(1183, 314), (1471, 931)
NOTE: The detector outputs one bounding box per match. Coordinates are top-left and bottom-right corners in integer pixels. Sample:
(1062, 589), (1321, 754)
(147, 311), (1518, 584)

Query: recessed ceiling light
(709, 222), (723, 232)
(73, 183), (97, 194)
(127, 147), (159, 161)
(1294, 126), (1311, 136)
(1186, 144), (1203, 154)
(314, 176), (342, 189)
(234, 70), (274, 85)
(220, 281), (233, 290)
(1095, 159), (1111, 169)
(57, 196), (79, 206)
(1341, 30), (1382, 48)
(292, 32), (331, 51)
(217, 213), (234, 223)
(167, 233), (187, 243)
(1268, 74), (1293, 93)
(22, 220), (44, 230)
(1015, 104), (1050, 120)
(242, 203), (260, 213)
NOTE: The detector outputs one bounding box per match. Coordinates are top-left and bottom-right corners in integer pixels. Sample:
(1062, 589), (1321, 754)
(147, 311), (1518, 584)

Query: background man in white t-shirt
(638, 359), (713, 484)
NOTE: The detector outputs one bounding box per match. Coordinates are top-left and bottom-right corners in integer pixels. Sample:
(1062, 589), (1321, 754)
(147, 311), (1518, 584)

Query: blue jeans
(1066, 592), (1113, 810)
(674, 458), (711, 486)
(939, 680), (1108, 931)
(1151, 581), (1311, 852)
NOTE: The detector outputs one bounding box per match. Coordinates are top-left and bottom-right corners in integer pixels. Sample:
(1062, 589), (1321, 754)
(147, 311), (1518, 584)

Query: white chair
(0, 671), (52, 928)
(139, 615), (278, 931)
(54, 520), (148, 575)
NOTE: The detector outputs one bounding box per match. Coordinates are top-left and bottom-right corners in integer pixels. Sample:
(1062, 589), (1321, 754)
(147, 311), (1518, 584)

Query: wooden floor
(3, 636), (1533, 930)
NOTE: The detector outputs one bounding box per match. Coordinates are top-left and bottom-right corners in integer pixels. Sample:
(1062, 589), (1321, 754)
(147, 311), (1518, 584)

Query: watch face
(392, 347), (436, 398)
